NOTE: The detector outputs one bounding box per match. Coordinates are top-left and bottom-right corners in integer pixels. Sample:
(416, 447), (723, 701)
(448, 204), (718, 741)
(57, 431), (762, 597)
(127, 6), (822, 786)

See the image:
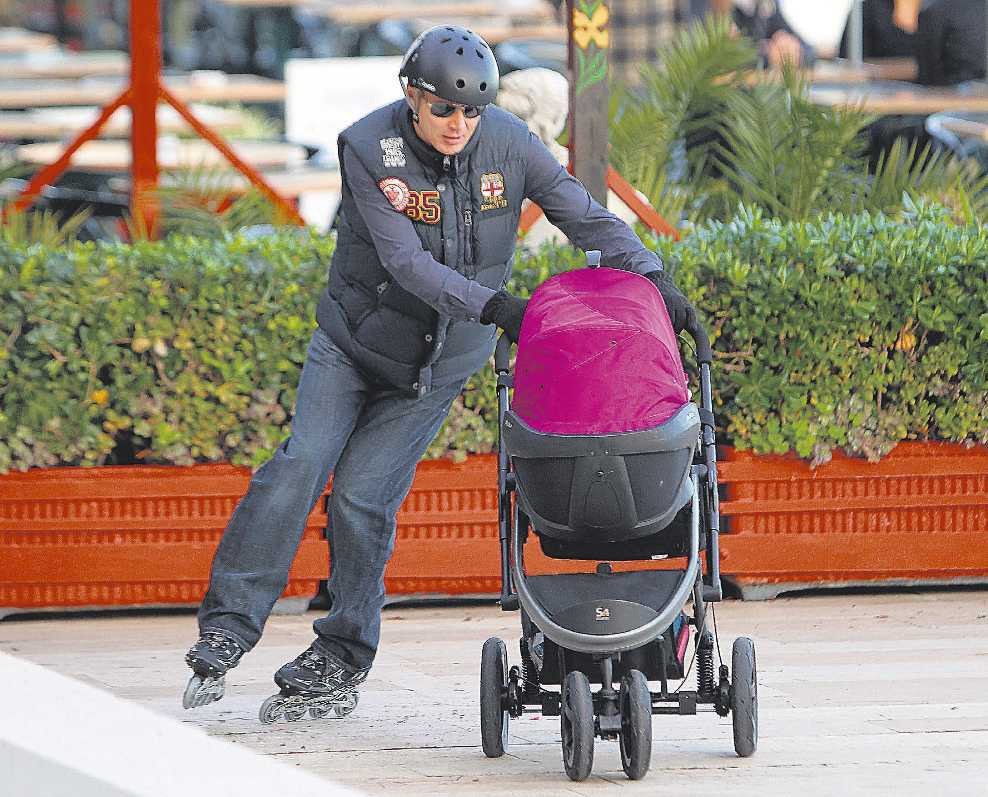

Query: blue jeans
(198, 327), (465, 671)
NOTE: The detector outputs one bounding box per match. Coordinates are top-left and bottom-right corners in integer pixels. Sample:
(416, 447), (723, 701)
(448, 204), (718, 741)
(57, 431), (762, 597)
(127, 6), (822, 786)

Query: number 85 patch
(379, 177), (441, 224)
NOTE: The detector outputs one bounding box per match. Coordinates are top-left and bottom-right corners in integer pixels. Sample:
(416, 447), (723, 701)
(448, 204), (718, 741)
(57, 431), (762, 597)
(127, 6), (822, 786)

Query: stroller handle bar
(687, 319), (713, 365)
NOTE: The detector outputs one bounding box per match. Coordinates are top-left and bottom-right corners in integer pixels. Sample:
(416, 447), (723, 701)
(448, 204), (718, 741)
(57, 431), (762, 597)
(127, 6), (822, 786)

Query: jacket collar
(396, 102), (482, 178)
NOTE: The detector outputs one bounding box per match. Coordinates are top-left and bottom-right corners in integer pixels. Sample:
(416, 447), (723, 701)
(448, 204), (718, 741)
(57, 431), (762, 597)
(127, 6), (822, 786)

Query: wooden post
(130, 0), (161, 235)
(567, 0), (610, 205)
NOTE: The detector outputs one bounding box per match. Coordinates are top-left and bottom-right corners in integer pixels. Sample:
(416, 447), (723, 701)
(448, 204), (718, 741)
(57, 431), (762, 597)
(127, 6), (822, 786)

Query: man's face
(408, 88), (482, 155)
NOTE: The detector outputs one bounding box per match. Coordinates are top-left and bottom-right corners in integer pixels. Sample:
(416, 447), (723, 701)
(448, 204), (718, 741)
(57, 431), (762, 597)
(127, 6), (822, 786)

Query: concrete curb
(0, 651), (362, 797)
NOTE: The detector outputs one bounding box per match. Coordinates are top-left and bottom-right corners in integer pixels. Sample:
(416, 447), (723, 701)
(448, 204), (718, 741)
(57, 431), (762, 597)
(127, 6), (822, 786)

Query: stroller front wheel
(560, 670), (594, 781)
(731, 636), (758, 757)
(480, 637), (509, 757)
(619, 669), (653, 780)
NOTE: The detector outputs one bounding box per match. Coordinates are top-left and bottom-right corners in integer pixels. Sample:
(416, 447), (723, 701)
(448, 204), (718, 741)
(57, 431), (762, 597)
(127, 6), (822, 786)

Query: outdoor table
(15, 138), (309, 173)
(182, 165), (341, 197)
(0, 27), (56, 55)
(0, 104), (248, 140)
(0, 50), (128, 80)
(0, 72), (286, 109)
(808, 80), (988, 115)
(437, 20), (565, 44)
(811, 57), (918, 84)
(213, 0), (553, 25)
(108, 164), (342, 197)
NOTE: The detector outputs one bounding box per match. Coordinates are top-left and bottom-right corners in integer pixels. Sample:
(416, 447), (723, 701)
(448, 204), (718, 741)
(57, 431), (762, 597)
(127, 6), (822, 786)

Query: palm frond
(123, 165), (283, 239)
(1, 206), (91, 247)
(609, 15), (757, 222)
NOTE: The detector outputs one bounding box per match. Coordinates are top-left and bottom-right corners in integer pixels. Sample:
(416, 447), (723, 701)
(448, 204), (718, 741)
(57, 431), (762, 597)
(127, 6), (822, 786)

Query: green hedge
(1, 202), (985, 473)
(651, 201), (988, 461)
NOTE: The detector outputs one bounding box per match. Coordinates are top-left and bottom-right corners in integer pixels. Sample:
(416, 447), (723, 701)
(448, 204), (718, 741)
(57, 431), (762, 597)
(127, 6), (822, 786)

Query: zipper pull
(443, 155), (451, 172)
(464, 209), (472, 226)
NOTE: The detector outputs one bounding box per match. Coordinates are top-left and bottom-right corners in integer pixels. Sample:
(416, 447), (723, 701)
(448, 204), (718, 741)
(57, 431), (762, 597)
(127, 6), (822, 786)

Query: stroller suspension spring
(696, 632), (716, 697)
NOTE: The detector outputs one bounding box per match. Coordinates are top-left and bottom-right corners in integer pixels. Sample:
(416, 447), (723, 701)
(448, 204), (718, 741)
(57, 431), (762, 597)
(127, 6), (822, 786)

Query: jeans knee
(252, 437), (329, 502)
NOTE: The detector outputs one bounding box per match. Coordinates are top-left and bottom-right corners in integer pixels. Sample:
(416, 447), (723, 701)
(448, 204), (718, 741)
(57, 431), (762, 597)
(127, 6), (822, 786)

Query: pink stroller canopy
(511, 267), (689, 435)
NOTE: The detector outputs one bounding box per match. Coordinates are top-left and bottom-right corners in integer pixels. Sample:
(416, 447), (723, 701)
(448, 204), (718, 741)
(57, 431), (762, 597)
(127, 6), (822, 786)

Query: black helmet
(399, 25), (499, 108)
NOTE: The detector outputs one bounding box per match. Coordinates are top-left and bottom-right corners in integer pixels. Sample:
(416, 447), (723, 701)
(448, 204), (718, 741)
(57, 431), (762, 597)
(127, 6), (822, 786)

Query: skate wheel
(183, 675), (224, 710)
(309, 705), (333, 720)
(259, 694), (286, 724)
(333, 691), (359, 718)
(731, 637), (758, 757)
(284, 704), (307, 722)
(619, 669), (652, 780)
(560, 670), (594, 782)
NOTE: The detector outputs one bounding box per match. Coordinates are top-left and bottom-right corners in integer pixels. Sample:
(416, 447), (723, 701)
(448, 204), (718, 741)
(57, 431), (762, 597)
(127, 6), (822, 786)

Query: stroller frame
(480, 315), (758, 781)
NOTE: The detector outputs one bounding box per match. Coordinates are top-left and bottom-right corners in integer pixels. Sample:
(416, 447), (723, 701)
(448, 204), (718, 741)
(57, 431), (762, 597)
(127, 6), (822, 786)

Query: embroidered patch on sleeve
(380, 137), (406, 168)
(378, 178), (441, 224)
(479, 172), (508, 211)
(379, 177), (411, 212)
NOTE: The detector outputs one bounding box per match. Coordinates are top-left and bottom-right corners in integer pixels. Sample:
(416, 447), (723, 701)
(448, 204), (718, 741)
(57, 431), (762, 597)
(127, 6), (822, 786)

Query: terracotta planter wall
(2, 443), (986, 613)
(0, 464), (328, 616)
(717, 443), (988, 598)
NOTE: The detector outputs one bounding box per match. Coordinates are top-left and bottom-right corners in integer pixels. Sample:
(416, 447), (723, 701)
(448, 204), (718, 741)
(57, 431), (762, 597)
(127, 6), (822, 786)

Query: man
(182, 24), (694, 720)
(708, 0), (815, 67)
(914, 0), (985, 86)
(609, 0), (682, 86)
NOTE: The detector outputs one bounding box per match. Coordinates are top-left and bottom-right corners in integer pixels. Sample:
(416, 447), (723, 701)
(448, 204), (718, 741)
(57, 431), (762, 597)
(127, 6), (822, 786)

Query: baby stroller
(479, 252), (758, 781)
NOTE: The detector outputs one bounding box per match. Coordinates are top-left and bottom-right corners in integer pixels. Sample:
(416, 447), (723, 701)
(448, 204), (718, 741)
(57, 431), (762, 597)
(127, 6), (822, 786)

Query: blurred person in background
(705, 0), (815, 67)
(609, 0), (683, 86)
(839, 0), (918, 59)
(841, 0), (986, 85)
(913, 0), (986, 85)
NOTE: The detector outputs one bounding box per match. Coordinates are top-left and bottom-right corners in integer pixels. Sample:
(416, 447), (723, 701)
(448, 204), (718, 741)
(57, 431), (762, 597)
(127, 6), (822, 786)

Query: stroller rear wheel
(560, 670), (594, 781)
(731, 637), (758, 757)
(619, 669), (652, 779)
(480, 637), (509, 757)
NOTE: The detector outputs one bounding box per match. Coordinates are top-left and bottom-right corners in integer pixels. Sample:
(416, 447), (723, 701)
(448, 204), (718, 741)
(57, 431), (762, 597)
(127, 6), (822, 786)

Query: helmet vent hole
(456, 78), (466, 88)
(480, 81), (488, 91)
(440, 37), (451, 43)
(476, 49), (484, 58)
(456, 46), (464, 55)
(462, 35), (469, 40)
(445, 26), (454, 31)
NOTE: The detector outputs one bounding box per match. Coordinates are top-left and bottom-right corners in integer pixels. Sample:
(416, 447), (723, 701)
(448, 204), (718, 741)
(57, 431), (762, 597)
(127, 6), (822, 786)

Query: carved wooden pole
(567, 0), (610, 205)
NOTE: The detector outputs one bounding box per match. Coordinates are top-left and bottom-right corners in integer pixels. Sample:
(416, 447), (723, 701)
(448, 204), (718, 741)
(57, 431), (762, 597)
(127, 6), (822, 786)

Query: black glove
(480, 290), (529, 343)
(643, 270), (695, 334)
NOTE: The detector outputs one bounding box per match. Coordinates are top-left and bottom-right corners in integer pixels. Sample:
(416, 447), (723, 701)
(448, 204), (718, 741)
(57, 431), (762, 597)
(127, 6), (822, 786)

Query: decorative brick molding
(0, 464), (327, 614)
(718, 443), (988, 598)
(2, 444), (986, 612)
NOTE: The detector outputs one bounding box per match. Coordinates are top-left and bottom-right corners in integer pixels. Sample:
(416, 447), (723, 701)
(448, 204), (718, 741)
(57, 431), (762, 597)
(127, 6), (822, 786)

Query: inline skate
(183, 630), (245, 709)
(259, 644), (368, 723)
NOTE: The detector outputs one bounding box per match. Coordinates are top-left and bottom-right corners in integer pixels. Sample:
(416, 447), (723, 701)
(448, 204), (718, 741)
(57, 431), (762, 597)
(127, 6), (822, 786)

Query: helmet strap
(400, 76), (420, 123)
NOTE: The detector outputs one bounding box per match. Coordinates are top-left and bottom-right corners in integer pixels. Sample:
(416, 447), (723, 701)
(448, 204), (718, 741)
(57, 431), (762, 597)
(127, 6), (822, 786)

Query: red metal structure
(13, 0), (303, 232)
(518, 164), (680, 240)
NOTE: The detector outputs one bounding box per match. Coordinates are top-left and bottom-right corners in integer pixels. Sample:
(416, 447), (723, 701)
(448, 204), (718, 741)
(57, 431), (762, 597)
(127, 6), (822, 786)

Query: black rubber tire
(480, 636), (509, 757)
(731, 636), (758, 757)
(560, 670), (595, 781)
(619, 669), (652, 780)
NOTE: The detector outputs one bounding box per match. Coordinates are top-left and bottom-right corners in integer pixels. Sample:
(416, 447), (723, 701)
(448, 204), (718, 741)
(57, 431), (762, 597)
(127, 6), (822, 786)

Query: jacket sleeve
(341, 145), (495, 321)
(521, 131), (664, 275)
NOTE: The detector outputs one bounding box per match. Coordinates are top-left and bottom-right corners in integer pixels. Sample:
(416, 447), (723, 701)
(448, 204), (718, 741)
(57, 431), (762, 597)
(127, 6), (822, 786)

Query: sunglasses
(426, 99), (486, 119)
